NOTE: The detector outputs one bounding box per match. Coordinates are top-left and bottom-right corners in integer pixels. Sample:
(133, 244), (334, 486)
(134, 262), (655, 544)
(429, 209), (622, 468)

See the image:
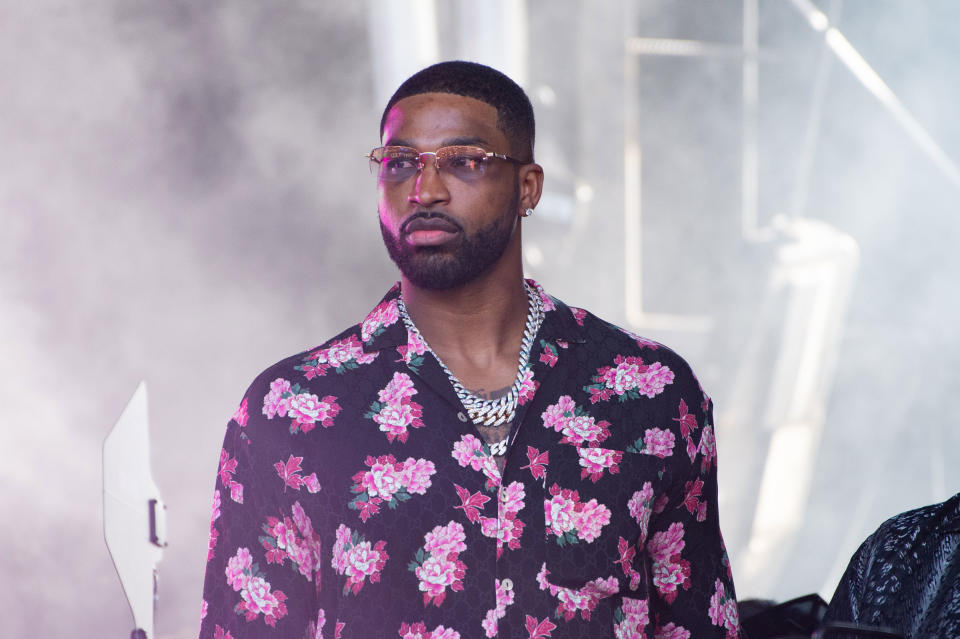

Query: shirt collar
(359, 279), (586, 355)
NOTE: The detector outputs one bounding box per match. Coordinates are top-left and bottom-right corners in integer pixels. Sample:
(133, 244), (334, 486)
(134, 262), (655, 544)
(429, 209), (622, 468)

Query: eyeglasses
(366, 145), (524, 183)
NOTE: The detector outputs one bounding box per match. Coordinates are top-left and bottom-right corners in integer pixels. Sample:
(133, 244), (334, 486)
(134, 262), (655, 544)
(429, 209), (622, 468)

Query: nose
(408, 153), (451, 207)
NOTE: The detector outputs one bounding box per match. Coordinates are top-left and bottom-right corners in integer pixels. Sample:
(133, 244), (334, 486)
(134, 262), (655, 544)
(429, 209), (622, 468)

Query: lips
(403, 216), (461, 234)
(401, 214), (462, 247)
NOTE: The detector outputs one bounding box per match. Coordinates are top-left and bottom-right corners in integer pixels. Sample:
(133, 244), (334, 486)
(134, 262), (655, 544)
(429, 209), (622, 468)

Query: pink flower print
(577, 446), (623, 482)
(482, 578), (516, 637)
(541, 396), (610, 446)
(229, 481), (243, 504)
(201, 599), (208, 621)
(550, 575), (620, 622)
(570, 307), (587, 326)
(500, 480), (526, 514)
(259, 502), (323, 581)
(398, 622), (461, 639)
(262, 378), (293, 418)
(361, 457), (403, 502)
(619, 327), (661, 350)
(525, 615), (557, 639)
(520, 446), (549, 480)
(330, 524), (388, 595)
(528, 279), (556, 312)
(218, 449), (243, 504)
(300, 334), (379, 379)
(397, 329), (428, 370)
(563, 415), (612, 447)
(541, 395), (577, 432)
(373, 402), (423, 443)
(302, 473), (321, 493)
(343, 540), (388, 593)
(400, 457), (436, 494)
(487, 510), (525, 559)
(274, 455), (321, 493)
(681, 479), (707, 522)
(614, 596), (650, 638)
(361, 298), (400, 342)
(517, 367), (539, 405)
(367, 373), (424, 443)
(699, 424), (717, 473)
(454, 484), (492, 524)
(452, 434), (485, 470)
(423, 521), (467, 557)
(213, 624), (232, 639)
(653, 624), (691, 639)
(398, 621), (427, 639)
(240, 575), (288, 625)
(225, 547), (289, 626)
(585, 355), (674, 402)
(545, 484), (611, 545)
(636, 362), (674, 398)
(232, 397), (249, 427)
(310, 609), (326, 639)
(628, 482), (655, 545)
(349, 455), (435, 521)
(539, 342), (559, 367)
(708, 578), (740, 638)
(211, 489), (222, 522)
(648, 522), (691, 604)
(379, 371), (417, 405)
(545, 493), (578, 539)
(615, 537), (643, 591)
(604, 358), (644, 395)
(574, 498), (612, 543)
(323, 335), (364, 367)
(288, 392), (341, 433)
(412, 521), (468, 606)
(451, 434), (501, 490)
(416, 554), (466, 606)
(642, 428), (675, 458)
(208, 490), (222, 560)
(225, 547), (253, 590)
(672, 399), (698, 438)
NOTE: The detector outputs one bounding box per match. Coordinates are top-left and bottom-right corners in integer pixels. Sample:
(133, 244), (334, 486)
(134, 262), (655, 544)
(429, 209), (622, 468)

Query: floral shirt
(199, 281), (740, 639)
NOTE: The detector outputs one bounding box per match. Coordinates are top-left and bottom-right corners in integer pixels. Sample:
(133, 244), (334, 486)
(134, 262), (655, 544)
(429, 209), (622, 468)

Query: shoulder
(559, 300), (707, 400)
(246, 323), (367, 397)
(862, 492), (960, 560)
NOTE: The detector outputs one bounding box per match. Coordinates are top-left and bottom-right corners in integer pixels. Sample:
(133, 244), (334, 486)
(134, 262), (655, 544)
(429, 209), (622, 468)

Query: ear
(517, 163), (544, 213)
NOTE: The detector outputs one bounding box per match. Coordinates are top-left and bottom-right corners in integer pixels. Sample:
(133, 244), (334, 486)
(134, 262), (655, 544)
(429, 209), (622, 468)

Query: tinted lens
(437, 147), (488, 180)
(374, 147), (420, 182)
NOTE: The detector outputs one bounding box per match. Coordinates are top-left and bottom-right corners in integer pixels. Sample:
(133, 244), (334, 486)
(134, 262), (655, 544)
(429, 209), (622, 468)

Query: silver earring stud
(521, 208), (534, 218)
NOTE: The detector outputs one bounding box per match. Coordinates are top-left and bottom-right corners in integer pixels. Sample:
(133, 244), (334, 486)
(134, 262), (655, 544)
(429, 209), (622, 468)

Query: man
(822, 492), (960, 637)
(199, 60), (739, 639)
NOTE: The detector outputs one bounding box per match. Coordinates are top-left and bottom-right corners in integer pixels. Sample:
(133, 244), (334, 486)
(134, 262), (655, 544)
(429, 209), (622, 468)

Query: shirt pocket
(541, 444), (665, 590)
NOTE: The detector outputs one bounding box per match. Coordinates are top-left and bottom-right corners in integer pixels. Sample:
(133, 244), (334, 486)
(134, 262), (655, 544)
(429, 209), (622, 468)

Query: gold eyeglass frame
(366, 145), (524, 181)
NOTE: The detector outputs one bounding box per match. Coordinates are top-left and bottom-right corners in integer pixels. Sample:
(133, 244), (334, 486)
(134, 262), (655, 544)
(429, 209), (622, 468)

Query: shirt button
(457, 412), (468, 422)
(499, 487), (509, 501)
(501, 578), (514, 591)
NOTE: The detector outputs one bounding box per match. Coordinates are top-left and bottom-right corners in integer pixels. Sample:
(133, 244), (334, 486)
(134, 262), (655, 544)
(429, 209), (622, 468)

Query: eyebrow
(383, 136), (491, 149)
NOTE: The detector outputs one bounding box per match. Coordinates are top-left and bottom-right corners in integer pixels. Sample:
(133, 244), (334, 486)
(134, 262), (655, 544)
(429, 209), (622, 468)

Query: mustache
(400, 210), (464, 234)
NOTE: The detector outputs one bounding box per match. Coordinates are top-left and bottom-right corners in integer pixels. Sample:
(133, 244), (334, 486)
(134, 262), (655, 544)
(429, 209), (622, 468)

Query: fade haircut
(380, 60), (536, 162)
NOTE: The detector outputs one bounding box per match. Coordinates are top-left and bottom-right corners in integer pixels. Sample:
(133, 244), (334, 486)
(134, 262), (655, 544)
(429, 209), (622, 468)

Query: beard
(380, 193), (519, 291)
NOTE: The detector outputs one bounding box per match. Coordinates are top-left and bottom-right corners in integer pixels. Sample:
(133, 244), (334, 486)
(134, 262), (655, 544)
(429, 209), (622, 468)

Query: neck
(400, 266), (529, 360)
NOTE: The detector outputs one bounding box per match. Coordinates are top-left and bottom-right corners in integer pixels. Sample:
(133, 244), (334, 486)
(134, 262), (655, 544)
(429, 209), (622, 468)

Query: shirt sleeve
(645, 385), (741, 638)
(198, 391), (322, 639)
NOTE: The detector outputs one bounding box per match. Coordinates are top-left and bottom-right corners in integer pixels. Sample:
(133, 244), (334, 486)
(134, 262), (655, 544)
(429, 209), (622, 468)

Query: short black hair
(380, 60), (535, 162)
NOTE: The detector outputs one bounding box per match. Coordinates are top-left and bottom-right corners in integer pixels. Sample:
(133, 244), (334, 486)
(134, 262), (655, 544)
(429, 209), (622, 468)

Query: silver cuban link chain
(397, 281), (544, 439)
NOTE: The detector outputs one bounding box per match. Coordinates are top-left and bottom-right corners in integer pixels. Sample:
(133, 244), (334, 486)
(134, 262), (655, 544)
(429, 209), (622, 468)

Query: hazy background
(3, 1), (959, 637)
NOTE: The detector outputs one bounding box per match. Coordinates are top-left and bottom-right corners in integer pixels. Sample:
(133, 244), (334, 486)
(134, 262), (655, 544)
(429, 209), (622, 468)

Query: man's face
(377, 92), (521, 290)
